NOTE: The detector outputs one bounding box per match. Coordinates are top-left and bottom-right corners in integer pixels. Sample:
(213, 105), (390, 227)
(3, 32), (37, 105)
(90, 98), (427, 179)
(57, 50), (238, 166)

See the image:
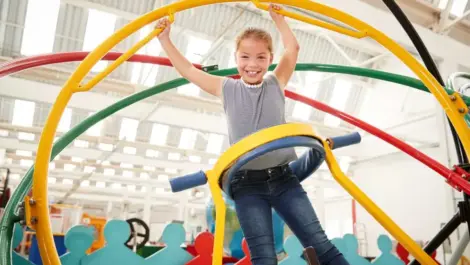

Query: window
(58, 108), (72, 132)
(189, 155), (201, 163)
(21, 0), (60, 55)
(292, 73), (322, 120)
(16, 150), (32, 157)
(64, 164), (76, 171)
(150, 123), (169, 146)
(83, 9), (117, 72)
(81, 180), (90, 187)
(131, 26), (162, 86)
(123, 170), (133, 178)
(324, 79), (351, 127)
(168, 152), (181, 160)
(12, 100), (35, 127)
(123, 146), (136, 154)
(178, 36), (212, 96)
(206, 133), (224, 154)
(439, 0), (468, 16)
(86, 112), (103, 137)
(74, 140), (89, 148)
(179, 128), (198, 150)
(96, 181), (106, 188)
(104, 168), (115, 176)
(119, 118), (139, 141)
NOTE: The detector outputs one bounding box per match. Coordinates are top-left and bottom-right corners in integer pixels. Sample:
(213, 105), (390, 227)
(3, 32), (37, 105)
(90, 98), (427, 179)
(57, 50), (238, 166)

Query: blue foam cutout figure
(279, 235), (306, 265)
(83, 219), (144, 265)
(372, 235), (404, 265)
(60, 225), (95, 265)
(12, 223), (33, 265)
(144, 223), (193, 265)
(342, 234), (371, 265)
(331, 237), (348, 255)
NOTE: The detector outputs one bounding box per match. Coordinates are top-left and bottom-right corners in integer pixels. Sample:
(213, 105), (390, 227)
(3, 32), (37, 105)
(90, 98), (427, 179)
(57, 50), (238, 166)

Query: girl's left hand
(269, 3), (284, 21)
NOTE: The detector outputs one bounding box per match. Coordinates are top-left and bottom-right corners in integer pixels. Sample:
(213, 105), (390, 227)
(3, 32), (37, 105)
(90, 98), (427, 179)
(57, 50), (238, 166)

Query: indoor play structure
(1, 0), (470, 265)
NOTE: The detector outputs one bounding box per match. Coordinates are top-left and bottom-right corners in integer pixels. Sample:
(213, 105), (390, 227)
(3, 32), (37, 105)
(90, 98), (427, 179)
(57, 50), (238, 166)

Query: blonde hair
(235, 27), (273, 53)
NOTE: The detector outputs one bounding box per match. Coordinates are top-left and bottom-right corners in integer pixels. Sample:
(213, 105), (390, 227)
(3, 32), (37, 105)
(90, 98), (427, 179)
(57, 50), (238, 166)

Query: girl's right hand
(155, 18), (171, 40)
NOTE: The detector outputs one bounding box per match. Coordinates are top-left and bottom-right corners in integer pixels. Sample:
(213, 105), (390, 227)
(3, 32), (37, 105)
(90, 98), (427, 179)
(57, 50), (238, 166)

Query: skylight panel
(158, 174), (169, 181)
(20, 159), (33, 167)
(64, 164), (76, 171)
(150, 123), (169, 146)
(18, 133), (35, 141)
(81, 180), (90, 187)
(111, 183), (121, 189)
(189, 155), (201, 163)
(62, 179), (73, 185)
(98, 143), (113, 151)
(86, 113), (103, 137)
(84, 166), (95, 173)
(131, 25), (162, 86)
(165, 168), (178, 174)
(12, 100), (35, 127)
(104, 168), (115, 176)
(21, 0), (60, 55)
(74, 140), (89, 148)
(228, 48), (237, 68)
(146, 149), (159, 158)
(58, 108), (72, 132)
(127, 185), (136, 192)
(292, 73), (322, 120)
(123, 170), (133, 178)
(83, 9), (117, 72)
(206, 133), (224, 154)
(324, 79), (351, 127)
(178, 36), (212, 96)
(119, 118), (139, 141)
(144, 166), (155, 171)
(96, 181), (106, 188)
(123, 146), (136, 155)
(48, 177), (56, 184)
(16, 150), (32, 157)
(179, 128), (198, 150)
(439, 0), (468, 16)
(168, 152), (181, 160)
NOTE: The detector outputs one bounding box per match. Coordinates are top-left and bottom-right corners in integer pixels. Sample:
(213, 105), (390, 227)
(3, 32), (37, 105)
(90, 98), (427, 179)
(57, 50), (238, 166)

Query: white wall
(348, 52), (466, 262)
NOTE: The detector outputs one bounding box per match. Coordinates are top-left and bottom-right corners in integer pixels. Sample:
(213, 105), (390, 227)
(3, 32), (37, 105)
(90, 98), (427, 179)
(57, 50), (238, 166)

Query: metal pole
(448, 227), (470, 265)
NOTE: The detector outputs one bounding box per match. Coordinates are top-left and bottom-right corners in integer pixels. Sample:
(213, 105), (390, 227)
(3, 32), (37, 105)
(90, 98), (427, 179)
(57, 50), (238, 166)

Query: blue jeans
(230, 165), (349, 265)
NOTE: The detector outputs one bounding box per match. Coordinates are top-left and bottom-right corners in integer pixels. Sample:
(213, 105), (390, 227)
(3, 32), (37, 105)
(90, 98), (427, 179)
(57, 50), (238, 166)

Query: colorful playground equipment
(1, 0), (470, 265)
(11, 219), (435, 265)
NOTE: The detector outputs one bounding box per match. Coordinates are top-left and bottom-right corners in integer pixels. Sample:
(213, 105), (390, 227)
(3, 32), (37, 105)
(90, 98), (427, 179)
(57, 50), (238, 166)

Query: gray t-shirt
(221, 74), (298, 170)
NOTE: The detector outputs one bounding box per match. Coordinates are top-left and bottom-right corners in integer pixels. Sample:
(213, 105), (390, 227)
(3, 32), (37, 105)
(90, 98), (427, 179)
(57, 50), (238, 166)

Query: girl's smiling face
(235, 37), (273, 85)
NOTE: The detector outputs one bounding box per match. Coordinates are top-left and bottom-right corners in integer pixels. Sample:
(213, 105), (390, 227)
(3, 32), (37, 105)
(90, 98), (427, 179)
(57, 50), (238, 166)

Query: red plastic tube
(1, 52), (468, 194)
(0, 51), (202, 78)
(285, 90), (470, 194)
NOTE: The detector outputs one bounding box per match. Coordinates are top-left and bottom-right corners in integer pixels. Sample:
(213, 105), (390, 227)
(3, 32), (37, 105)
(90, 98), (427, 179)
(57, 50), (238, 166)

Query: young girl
(156, 4), (350, 265)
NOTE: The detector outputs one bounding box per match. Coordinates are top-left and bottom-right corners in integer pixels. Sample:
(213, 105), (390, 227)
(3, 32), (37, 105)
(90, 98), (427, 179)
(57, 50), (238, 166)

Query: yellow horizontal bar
(322, 142), (437, 265)
(252, 0), (367, 39)
(79, 27), (165, 92)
